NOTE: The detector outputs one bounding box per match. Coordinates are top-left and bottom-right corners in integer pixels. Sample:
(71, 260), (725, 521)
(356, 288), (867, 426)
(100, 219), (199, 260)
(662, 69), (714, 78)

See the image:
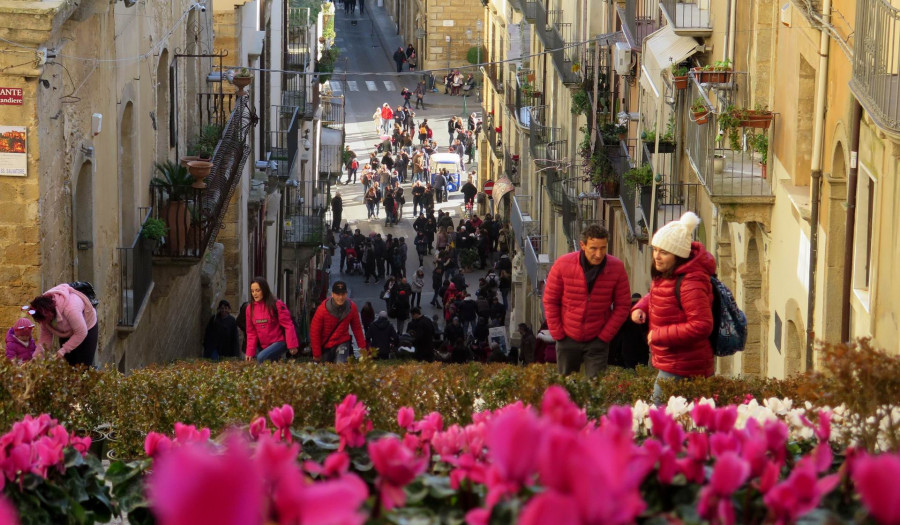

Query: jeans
(411, 291), (421, 307)
(463, 319), (476, 337)
(366, 201), (375, 218)
(257, 341), (287, 363)
(322, 342), (351, 363)
(652, 370), (688, 406)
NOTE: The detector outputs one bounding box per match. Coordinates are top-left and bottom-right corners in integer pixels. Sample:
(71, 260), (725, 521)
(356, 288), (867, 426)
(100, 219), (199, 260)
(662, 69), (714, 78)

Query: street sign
(483, 180), (494, 197)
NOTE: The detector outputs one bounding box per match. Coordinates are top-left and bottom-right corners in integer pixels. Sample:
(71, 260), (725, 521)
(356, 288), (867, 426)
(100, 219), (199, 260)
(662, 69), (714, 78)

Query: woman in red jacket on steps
(245, 277), (299, 363)
(631, 212), (716, 404)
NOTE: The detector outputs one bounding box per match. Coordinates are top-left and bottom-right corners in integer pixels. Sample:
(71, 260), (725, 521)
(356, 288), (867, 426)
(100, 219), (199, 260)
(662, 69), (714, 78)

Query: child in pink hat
(6, 318), (38, 362)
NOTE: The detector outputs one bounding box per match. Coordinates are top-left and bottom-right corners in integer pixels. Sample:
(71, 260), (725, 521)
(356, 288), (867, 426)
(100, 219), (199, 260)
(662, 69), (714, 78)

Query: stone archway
(119, 102), (137, 244)
(821, 142), (848, 347)
(74, 161), (94, 284)
(784, 299), (806, 376)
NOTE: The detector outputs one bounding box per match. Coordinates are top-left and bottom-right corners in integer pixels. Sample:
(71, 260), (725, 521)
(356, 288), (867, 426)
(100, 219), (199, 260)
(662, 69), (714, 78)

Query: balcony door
(74, 161), (94, 284)
(119, 102), (137, 245)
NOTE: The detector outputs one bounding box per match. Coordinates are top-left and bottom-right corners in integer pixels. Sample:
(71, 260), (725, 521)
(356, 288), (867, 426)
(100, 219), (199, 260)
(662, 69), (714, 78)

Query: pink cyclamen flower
(148, 438), (264, 525)
(173, 423), (211, 444)
(249, 417), (268, 440)
(852, 452), (900, 525)
(518, 491), (580, 525)
(144, 432), (172, 458)
(305, 451), (350, 479)
(268, 405), (295, 442)
(486, 407), (542, 488)
(764, 457), (840, 525)
(368, 436), (427, 511)
(274, 467), (368, 525)
(540, 385), (587, 430)
(0, 496), (18, 525)
(69, 433), (92, 457)
(334, 395), (372, 451)
(397, 406), (415, 430)
(415, 412), (444, 443)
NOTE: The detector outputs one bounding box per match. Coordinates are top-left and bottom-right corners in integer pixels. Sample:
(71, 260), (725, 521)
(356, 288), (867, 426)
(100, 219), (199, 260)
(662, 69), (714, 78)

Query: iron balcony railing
(321, 95), (345, 129)
(510, 194), (536, 250)
(619, 0), (660, 49)
(283, 205), (327, 246)
(543, 169), (566, 210)
(583, 43), (613, 115)
(660, 0), (713, 35)
(508, 0), (524, 13)
(850, 0), (900, 134)
(267, 105), (300, 178)
(545, 9), (582, 85)
(507, 71), (537, 128)
(559, 171), (595, 248)
(522, 235), (546, 296)
(485, 63), (504, 94)
(641, 182), (702, 234)
(504, 147), (521, 185)
(118, 209), (154, 327)
(529, 106), (563, 166)
(484, 124), (500, 156)
(524, 0), (540, 22)
(684, 74), (774, 198)
(285, 6), (312, 70)
(282, 73), (311, 119)
(196, 92), (239, 131)
(602, 133), (639, 236)
(151, 95), (254, 259)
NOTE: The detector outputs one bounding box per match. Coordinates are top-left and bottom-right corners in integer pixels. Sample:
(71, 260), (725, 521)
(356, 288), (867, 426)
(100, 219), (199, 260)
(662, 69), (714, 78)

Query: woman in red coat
(631, 212), (715, 404)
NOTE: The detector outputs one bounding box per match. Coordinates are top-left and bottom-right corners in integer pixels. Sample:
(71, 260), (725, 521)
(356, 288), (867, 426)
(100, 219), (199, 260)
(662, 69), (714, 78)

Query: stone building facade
(0, 0), (229, 369)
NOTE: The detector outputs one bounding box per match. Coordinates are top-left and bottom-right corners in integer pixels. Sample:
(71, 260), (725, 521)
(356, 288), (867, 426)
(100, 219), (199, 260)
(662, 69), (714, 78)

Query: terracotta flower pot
(692, 110), (710, 125)
(187, 161), (213, 189)
(738, 111), (774, 129)
(180, 155), (200, 168)
(233, 76), (252, 94)
(673, 75), (689, 90)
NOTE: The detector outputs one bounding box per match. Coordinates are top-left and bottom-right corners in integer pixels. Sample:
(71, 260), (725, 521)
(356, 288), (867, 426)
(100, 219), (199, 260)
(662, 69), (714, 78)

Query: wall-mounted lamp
(302, 129), (311, 151)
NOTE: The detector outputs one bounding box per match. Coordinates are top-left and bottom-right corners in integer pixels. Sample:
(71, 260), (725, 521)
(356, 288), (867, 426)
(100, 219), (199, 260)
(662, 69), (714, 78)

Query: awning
(491, 175), (515, 203)
(640, 25), (701, 98)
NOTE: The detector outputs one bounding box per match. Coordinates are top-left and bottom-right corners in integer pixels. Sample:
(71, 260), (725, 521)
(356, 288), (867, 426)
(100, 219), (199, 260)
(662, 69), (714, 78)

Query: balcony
(504, 147), (521, 185)
(529, 106), (564, 167)
(267, 105), (300, 177)
(604, 135), (640, 235)
(483, 119), (503, 158)
(583, 43), (612, 115)
(523, 235), (550, 296)
(557, 170), (596, 249)
(117, 210), (154, 328)
(543, 169), (565, 211)
(542, 9), (582, 85)
(618, 0), (661, 50)
(282, 73), (313, 119)
(507, 71), (539, 128)
(283, 205), (326, 246)
(151, 95), (255, 260)
(636, 182), (702, 236)
(510, 194), (538, 248)
(684, 73), (774, 200)
(321, 95), (345, 129)
(659, 0), (713, 37)
(285, 6), (312, 71)
(850, 0), (900, 136)
(484, 63), (504, 95)
(523, 0), (540, 21)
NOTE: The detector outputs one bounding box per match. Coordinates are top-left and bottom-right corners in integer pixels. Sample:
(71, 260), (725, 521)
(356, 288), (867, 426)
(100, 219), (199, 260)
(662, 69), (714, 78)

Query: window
(852, 163), (876, 310)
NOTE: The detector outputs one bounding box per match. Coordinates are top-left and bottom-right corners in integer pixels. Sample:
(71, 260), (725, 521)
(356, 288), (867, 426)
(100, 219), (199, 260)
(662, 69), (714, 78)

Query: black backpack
(674, 274), (747, 357)
(69, 281), (100, 307)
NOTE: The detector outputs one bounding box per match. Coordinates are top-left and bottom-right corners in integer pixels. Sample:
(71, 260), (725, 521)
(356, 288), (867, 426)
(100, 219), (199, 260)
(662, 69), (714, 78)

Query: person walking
(381, 103), (394, 135)
(630, 212), (716, 403)
(27, 283), (98, 366)
(411, 267), (425, 308)
(414, 80), (426, 110)
(401, 87), (412, 108)
(542, 224), (631, 378)
(331, 191), (343, 231)
(203, 300), (239, 360)
(407, 52), (417, 71)
(362, 240), (377, 283)
(392, 47), (406, 73)
(406, 307), (435, 361)
(461, 176), (477, 210)
(392, 276), (413, 333)
(310, 281), (366, 363)
(244, 277), (299, 363)
(366, 311), (399, 359)
(372, 106), (382, 133)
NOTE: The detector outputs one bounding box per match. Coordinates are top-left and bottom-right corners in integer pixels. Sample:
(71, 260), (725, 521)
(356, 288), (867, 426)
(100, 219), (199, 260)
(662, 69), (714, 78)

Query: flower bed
(1, 386), (900, 524)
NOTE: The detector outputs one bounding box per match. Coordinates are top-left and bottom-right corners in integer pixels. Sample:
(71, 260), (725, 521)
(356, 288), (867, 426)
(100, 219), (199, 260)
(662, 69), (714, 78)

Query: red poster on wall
(0, 88), (23, 105)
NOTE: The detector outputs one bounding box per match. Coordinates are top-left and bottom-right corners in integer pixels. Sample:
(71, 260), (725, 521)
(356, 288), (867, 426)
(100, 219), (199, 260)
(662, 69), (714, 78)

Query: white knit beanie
(651, 211), (701, 258)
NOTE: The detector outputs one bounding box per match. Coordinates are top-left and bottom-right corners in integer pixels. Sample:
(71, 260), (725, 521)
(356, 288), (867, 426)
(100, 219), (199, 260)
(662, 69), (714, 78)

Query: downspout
(725, 0), (735, 62)
(805, 0), (831, 371)
(840, 100), (862, 341)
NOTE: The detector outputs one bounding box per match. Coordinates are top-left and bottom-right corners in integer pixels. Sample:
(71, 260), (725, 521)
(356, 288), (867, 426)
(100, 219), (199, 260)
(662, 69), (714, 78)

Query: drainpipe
(725, 0), (735, 62)
(840, 100), (862, 341)
(805, 0), (831, 371)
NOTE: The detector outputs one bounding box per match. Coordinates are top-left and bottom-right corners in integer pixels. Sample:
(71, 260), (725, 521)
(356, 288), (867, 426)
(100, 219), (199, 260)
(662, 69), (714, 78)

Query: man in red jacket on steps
(310, 281), (367, 363)
(542, 224), (631, 378)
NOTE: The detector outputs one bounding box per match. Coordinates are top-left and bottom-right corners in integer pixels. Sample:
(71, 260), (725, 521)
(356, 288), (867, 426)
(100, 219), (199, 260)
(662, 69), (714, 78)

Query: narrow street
(324, 6), (485, 321)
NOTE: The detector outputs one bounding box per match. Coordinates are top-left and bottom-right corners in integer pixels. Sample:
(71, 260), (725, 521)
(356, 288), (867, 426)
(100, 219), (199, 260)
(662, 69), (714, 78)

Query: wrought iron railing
(285, 6), (312, 70)
(543, 169), (566, 210)
(545, 9), (581, 84)
(529, 106), (562, 166)
(507, 71), (537, 127)
(118, 209), (154, 327)
(267, 105), (300, 177)
(485, 63), (504, 94)
(851, 0), (900, 134)
(602, 134), (639, 236)
(644, 182), (701, 233)
(151, 94), (254, 259)
(684, 74), (773, 197)
(283, 205), (327, 245)
(510, 194), (536, 250)
(321, 95), (345, 128)
(282, 73), (311, 119)
(619, 0), (660, 46)
(660, 0), (713, 32)
(484, 125), (500, 154)
(504, 147), (521, 185)
(523, 235), (545, 295)
(524, 0), (540, 21)
(583, 43), (613, 115)
(197, 93), (238, 131)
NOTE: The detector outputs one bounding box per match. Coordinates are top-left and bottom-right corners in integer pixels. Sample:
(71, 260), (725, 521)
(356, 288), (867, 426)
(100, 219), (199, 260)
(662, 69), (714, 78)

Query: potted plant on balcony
(571, 87), (590, 117)
(690, 97), (710, 125)
(623, 163), (653, 190)
(232, 67), (253, 94)
(151, 160), (194, 256)
(641, 115), (676, 153)
(692, 58), (732, 84)
(140, 217), (168, 251)
(600, 122), (627, 145)
(717, 106), (745, 151)
(670, 62), (690, 90)
(748, 131), (769, 179)
(733, 104), (774, 129)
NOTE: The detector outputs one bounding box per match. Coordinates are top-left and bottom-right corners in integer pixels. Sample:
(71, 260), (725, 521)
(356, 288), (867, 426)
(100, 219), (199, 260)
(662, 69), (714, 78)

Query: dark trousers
(322, 341), (351, 363)
(415, 97), (425, 109)
(332, 212), (342, 231)
(376, 256), (385, 277)
(556, 337), (609, 379)
(61, 323), (99, 367)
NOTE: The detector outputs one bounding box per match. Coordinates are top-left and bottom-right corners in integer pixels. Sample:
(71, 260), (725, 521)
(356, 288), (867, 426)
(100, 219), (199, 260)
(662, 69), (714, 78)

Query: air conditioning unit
(614, 42), (632, 76)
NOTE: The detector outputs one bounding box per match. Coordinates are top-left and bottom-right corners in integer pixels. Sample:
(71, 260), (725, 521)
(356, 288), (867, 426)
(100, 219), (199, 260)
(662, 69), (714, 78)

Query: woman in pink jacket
(245, 277), (300, 363)
(28, 283), (98, 366)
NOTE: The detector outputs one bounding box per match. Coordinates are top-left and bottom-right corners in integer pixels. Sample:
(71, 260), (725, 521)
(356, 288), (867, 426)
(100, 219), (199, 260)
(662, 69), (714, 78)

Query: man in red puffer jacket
(542, 224), (631, 378)
(310, 281), (367, 363)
